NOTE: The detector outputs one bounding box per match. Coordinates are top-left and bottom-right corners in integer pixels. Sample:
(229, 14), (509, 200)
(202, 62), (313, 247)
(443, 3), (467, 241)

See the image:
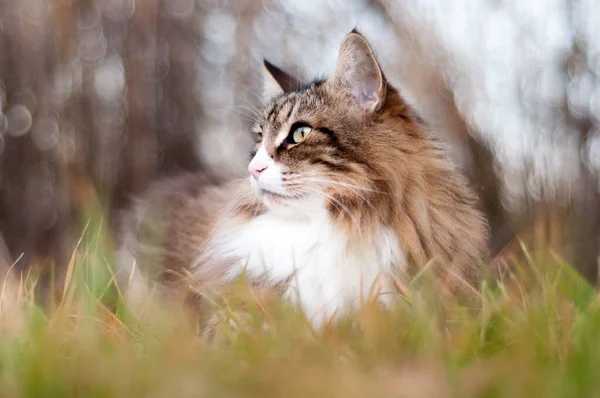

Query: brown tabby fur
(117, 31), (489, 313)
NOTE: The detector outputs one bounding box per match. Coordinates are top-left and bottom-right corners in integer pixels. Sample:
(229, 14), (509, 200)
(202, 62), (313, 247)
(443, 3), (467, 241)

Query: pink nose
(249, 165), (267, 180)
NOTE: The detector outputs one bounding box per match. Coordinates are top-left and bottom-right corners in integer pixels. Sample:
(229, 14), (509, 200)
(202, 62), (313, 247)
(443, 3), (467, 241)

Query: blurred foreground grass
(0, 213), (598, 398)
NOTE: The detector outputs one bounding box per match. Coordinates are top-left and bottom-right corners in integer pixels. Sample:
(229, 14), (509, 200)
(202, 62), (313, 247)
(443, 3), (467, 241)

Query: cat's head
(248, 30), (417, 221)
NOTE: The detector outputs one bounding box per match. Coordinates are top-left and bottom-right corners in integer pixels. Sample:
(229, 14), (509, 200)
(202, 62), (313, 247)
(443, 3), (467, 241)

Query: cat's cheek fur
(201, 210), (404, 326)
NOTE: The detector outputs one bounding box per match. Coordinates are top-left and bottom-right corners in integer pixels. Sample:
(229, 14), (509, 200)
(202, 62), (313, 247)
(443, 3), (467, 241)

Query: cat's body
(117, 31), (488, 326)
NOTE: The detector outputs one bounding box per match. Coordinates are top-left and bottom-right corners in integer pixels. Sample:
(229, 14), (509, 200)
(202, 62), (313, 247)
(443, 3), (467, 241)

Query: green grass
(0, 218), (598, 398)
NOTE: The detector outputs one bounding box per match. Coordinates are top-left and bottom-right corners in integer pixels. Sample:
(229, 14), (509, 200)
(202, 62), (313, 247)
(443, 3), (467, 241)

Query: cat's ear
(262, 60), (302, 104)
(332, 30), (386, 112)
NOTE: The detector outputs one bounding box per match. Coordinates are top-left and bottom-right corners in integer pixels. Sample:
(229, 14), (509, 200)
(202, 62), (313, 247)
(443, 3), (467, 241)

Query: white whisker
(293, 176), (380, 216)
(302, 176), (385, 194)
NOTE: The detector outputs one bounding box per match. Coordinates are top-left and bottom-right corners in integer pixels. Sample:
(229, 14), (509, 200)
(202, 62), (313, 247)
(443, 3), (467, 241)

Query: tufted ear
(331, 30), (386, 112)
(262, 60), (302, 104)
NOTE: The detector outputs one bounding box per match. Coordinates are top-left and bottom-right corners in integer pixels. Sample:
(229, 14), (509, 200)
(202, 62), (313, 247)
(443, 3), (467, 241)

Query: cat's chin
(259, 189), (291, 204)
(249, 176), (324, 219)
(257, 189), (300, 212)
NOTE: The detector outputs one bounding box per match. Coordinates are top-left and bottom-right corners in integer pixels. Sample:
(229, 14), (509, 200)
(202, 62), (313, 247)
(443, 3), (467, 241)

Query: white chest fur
(204, 211), (404, 326)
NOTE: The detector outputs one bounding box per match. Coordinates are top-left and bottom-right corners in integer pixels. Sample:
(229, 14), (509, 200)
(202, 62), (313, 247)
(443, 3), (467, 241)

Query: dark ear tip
(350, 28), (363, 36)
(262, 59), (301, 93)
(263, 59), (287, 77)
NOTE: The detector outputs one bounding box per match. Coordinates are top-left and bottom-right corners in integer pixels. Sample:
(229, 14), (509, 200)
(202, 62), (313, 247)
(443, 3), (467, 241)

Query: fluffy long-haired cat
(117, 30), (489, 326)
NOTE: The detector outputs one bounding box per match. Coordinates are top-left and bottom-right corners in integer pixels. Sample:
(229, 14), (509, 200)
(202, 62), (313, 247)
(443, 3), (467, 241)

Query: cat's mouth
(258, 188), (293, 200)
(249, 177), (305, 206)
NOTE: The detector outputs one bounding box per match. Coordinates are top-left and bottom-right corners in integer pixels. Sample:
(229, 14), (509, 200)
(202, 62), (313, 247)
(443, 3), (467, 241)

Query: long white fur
(202, 208), (403, 326)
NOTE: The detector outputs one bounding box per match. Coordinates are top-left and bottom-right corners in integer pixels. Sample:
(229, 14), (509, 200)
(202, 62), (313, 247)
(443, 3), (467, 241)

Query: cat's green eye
(290, 125), (312, 144)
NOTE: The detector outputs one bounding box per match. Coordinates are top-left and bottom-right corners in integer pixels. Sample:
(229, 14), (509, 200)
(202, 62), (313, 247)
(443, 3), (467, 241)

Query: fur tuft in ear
(332, 32), (386, 112)
(262, 60), (302, 104)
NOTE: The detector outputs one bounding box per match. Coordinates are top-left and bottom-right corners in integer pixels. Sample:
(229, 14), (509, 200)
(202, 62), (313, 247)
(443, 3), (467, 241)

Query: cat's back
(116, 172), (234, 290)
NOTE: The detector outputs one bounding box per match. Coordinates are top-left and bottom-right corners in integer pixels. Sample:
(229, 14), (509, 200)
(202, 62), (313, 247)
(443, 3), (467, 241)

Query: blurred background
(0, 0), (598, 287)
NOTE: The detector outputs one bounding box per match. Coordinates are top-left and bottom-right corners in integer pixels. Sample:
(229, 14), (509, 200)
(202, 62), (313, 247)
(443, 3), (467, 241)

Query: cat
(117, 30), (489, 327)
